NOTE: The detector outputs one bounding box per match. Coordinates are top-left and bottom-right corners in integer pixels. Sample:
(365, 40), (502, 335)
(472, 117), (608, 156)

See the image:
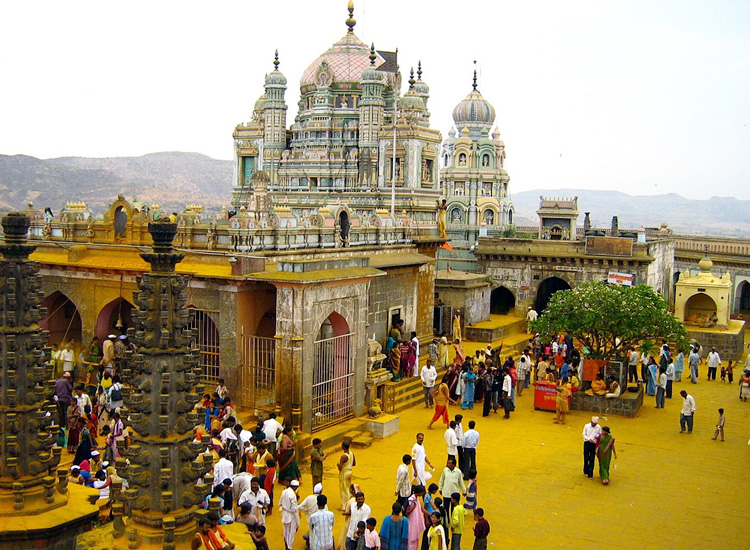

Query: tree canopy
(529, 281), (688, 360)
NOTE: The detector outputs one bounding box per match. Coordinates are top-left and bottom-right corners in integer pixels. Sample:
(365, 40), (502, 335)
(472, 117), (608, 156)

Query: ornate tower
(358, 44), (385, 186)
(114, 220), (212, 549)
(0, 212), (98, 549)
(263, 50), (288, 185)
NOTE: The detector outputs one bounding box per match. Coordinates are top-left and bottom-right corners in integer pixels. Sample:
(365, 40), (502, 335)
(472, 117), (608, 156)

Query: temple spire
(273, 49), (280, 71)
(417, 60), (423, 80)
(346, 1), (356, 33)
(472, 60), (478, 91)
(369, 43), (377, 66)
(408, 67), (415, 88)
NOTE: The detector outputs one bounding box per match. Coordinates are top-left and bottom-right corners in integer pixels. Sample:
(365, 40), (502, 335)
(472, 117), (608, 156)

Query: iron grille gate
(312, 332), (353, 431)
(187, 308), (221, 383)
(239, 334), (277, 412)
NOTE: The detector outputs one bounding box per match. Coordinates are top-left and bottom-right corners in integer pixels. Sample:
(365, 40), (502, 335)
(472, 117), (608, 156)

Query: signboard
(607, 271), (634, 286)
(585, 236), (633, 257)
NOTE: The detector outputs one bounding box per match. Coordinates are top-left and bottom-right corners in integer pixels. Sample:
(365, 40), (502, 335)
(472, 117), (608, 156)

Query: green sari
(596, 434), (615, 483)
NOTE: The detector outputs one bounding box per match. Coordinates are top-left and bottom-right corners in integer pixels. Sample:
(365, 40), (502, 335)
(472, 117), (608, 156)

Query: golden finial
(408, 68), (415, 88)
(472, 60), (478, 91)
(370, 43), (377, 66)
(346, 1), (356, 33)
(273, 49), (279, 71)
(417, 61), (423, 80)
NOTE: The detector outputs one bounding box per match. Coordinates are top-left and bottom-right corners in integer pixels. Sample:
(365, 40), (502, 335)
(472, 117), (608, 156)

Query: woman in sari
(444, 364), (460, 402)
(474, 363), (486, 404)
(646, 356), (659, 396)
(67, 398), (81, 453)
(437, 336), (449, 369)
(585, 373), (607, 396)
(427, 511), (446, 550)
(452, 339), (465, 368)
(390, 342), (402, 381)
(400, 340), (414, 380)
(674, 349), (685, 382)
(277, 426), (300, 481)
(380, 502), (409, 550)
(596, 426), (617, 485)
(554, 377), (572, 424)
(74, 416), (96, 465)
(461, 366), (476, 410)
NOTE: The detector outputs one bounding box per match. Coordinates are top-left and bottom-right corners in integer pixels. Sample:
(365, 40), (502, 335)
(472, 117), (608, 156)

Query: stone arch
(735, 278), (750, 314)
(490, 286), (516, 315)
(96, 297), (134, 341)
(684, 293), (717, 321)
(508, 208), (513, 225)
(312, 311), (353, 430)
(40, 291), (82, 346)
(480, 206), (497, 226)
(449, 205), (466, 224)
(535, 276), (571, 313)
(255, 307), (277, 338)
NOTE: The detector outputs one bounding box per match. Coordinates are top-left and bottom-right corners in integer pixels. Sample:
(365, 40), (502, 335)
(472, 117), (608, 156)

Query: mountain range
(1, 152), (748, 237)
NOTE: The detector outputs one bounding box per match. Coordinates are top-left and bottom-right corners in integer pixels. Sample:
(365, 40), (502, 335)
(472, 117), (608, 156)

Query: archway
(739, 281), (750, 314)
(339, 211), (350, 244)
(114, 206), (128, 238)
(96, 298), (134, 341)
(535, 277), (571, 313)
(312, 311), (352, 431)
(490, 286), (516, 315)
(684, 293), (717, 323)
(40, 291), (82, 346)
(187, 309), (221, 382)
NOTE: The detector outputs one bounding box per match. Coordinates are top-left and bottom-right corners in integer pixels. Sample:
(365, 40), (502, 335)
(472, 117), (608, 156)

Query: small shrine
(675, 253), (731, 328)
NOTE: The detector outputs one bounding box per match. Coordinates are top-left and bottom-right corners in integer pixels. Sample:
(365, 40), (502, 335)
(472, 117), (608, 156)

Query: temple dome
(301, 32), (385, 90)
(453, 89), (496, 130)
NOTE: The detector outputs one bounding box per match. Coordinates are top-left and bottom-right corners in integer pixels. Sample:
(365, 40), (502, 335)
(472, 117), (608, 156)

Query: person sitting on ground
(586, 373), (608, 396)
(605, 376), (621, 399)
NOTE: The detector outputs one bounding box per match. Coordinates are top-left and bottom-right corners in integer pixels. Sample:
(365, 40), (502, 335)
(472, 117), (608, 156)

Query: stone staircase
(465, 315), (527, 343)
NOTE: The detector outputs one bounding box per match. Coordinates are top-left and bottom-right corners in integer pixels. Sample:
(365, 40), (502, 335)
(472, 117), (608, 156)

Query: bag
(110, 384), (122, 402)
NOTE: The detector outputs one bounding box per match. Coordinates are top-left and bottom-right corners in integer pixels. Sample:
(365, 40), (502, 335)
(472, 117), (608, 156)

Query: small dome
(453, 89), (496, 130)
(254, 93), (267, 111)
(699, 255), (713, 272)
(265, 50), (287, 86)
(400, 90), (424, 110)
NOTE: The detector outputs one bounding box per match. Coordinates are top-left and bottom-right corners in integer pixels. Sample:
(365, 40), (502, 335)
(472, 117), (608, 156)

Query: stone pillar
(114, 220), (213, 549)
(0, 213), (98, 549)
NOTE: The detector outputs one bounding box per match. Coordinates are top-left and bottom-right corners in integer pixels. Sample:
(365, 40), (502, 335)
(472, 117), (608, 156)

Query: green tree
(530, 281), (688, 360)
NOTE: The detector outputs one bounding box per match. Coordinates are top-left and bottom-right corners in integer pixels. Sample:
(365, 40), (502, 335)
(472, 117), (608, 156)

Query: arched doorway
(96, 298), (134, 341)
(738, 281), (750, 315)
(490, 286), (516, 315)
(535, 277), (571, 313)
(684, 293), (717, 322)
(40, 291), (82, 346)
(187, 309), (221, 382)
(339, 211), (350, 245)
(312, 312), (352, 431)
(114, 206), (128, 238)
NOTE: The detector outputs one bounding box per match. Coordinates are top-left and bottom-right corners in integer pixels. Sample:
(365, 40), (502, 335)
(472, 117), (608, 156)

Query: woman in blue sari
(646, 356), (658, 396)
(461, 365), (476, 409)
(674, 349), (685, 382)
(381, 502), (409, 550)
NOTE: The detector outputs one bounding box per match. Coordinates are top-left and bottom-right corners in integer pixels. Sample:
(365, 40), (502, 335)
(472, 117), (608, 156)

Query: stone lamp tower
(0, 212), (98, 549)
(113, 220), (212, 549)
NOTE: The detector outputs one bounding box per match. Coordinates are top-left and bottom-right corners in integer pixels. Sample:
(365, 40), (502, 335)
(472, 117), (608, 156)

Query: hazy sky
(2, 1), (748, 199)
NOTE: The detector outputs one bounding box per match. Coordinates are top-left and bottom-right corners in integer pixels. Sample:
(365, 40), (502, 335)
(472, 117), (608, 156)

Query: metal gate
(312, 332), (353, 431)
(187, 309), (221, 383)
(238, 334), (276, 411)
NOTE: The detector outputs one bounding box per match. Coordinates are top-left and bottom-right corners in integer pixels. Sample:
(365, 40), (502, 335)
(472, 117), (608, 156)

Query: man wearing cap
(300, 483), (326, 548)
(54, 371), (74, 427)
(102, 334), (116, 370)
(68, 465), (85, 485)
(280, 478), (301, 550)
(582, 416), (602, 479)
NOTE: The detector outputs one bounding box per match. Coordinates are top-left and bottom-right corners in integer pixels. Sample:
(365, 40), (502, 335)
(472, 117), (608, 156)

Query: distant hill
(1, 153), (748, 237)
(511, 189), (750, 238)
(0, 152), (232, 214)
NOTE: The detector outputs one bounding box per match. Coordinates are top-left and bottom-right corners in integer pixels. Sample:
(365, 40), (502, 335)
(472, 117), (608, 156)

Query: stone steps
(465, 316), (527, 342)
(350, 431), (374, 448)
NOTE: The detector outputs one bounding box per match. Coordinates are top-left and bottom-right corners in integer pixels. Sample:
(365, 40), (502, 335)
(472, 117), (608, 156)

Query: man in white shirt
(212, 449), (234, 489)
(444, 421), (459, 463)
(74, 386), (92, 413)
(410, 331), (420, 377)
(309, 495), (335, 550)
(666, 360), (676, 398)
(280, 478), (300, 550)
(707, 347), (721, 381)
(526, 307), (538, 324)
(262, 413), (283, 454)
(462, 420), (480, 475)
(345, 491), (371, 550)
(395, 455), (412, 510)
(411, 432), (435, 485)
(238, 477), (271, 525)
(454, 414), (465, 472)
(60, 342), (75, 374)
(679, 390), (696, 434)
(516, 356), (529, 396)
(655, 367), (667, 408)
(420, 360), (438, 407)
(582, 416), (602, 479)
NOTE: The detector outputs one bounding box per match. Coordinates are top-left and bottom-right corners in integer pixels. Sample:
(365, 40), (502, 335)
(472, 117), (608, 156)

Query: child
(353, 521), (367, 550)
(464, 470), (477, 511)
(263, 459), (276, 515)
(250, 524), (269, 550)
(720, 365), (726, 382)
(424, 483), (439, 515)
(726, 361), (734, 384)
(434, 497), (450, 536)
(473, 508), (490, 550)
(364, 517), (380, 550)
(712, 408), (725, 441)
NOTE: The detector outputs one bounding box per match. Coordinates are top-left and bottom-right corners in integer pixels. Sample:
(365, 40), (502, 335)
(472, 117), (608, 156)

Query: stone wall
(368, 267), (421, 344)
(571, 387), (644, 418)
(686, 323), (746, 361)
